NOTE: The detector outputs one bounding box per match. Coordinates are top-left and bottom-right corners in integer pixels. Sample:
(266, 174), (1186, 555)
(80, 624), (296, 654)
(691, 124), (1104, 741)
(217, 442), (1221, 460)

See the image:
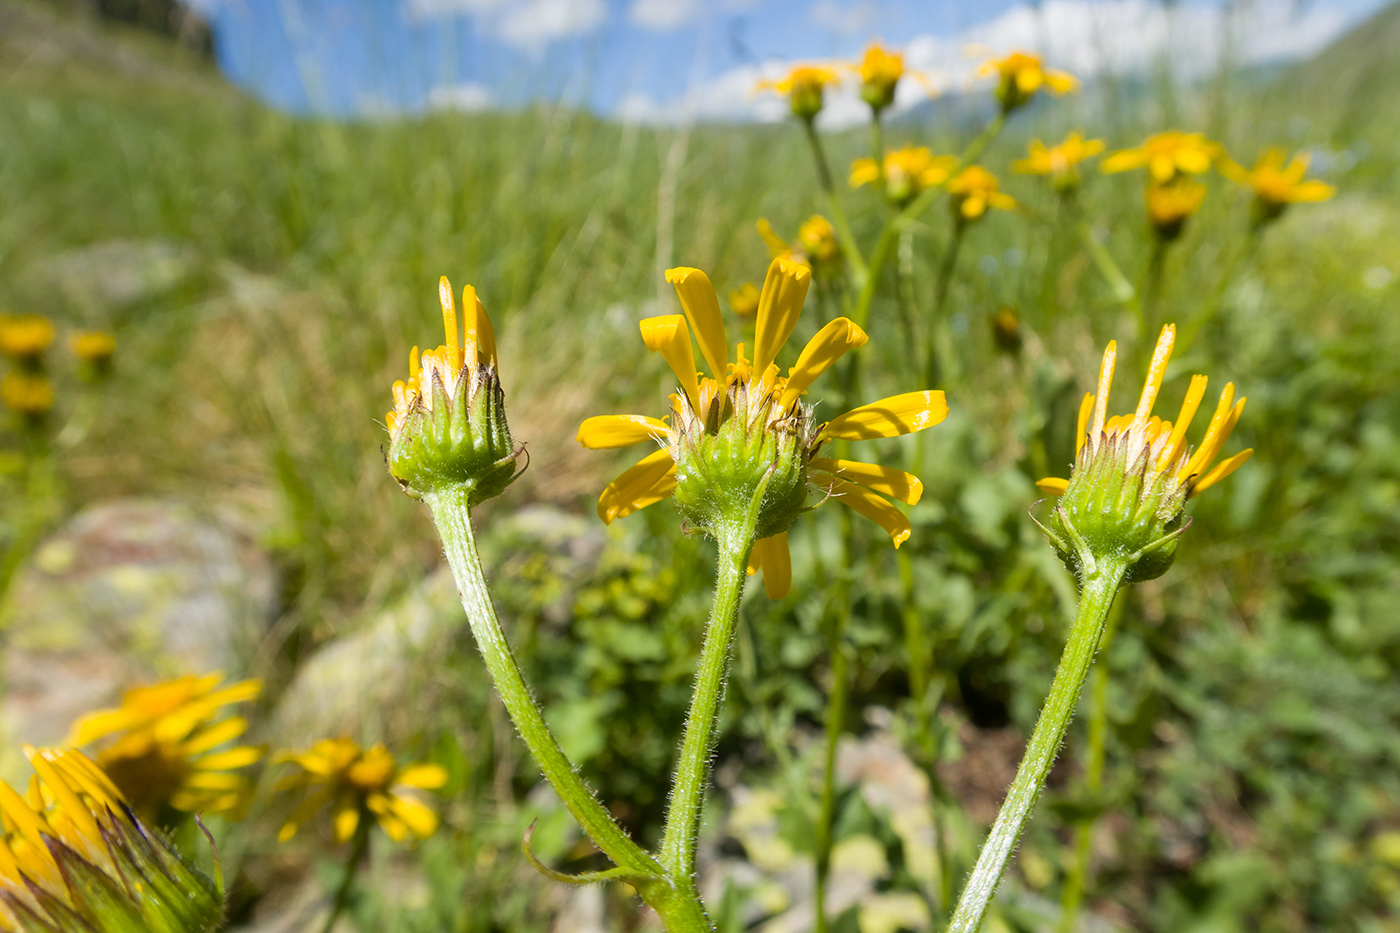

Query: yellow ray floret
(1102, 131), (1222, 182)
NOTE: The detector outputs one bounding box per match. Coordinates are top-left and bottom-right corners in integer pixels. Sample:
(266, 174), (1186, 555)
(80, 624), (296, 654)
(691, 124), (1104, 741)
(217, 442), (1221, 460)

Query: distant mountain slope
(1273, 0), (1400, 142)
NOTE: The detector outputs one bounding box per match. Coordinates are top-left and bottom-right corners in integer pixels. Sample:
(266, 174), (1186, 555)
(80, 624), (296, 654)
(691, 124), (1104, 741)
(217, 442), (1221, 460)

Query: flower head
(850, 147), (958, 206)
(276, 739), (447, 845)
(756, 65), (841, 120)
(1036, 325), (1252, 582)
(756, 216), (841, 275)
(0, 746), (223, 933)
(577, 259), (947, 598)
(947, 166), (1016, 222)
(847, 43), (934, 112)
(69, 330), (116, 369)
(1013, 131), (1105, 191)
(386, 276), (522, 502)
(1, 373), (54, 418)
(1221, 148), (1336, 224)
(1145, 177), (1207, 241)
(68, 673), (264, 818)
(976, 51), (1078, 113)
(0, 314), (55, 364)
(1101, 131), (1222, 183)
(728, 282), (761, 317)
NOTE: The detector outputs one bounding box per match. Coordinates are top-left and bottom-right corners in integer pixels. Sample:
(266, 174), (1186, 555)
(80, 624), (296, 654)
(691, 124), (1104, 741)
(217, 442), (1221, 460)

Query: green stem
(427, 489), (708, 930)
(959, 113), (1006, 168)
(1079, 223), (1138, 312)
(946, 561), (1127, 933)
(319, 814), (371, 933)
(802, 118), (867, 279)
(813, 627), (851, 933)
(1178, 226), (1260, 355)
(926, 223), (965, 388)
(871, 114), (886, 188)
(658, 473), (769, 891)
(1139, 241), (1167, 340)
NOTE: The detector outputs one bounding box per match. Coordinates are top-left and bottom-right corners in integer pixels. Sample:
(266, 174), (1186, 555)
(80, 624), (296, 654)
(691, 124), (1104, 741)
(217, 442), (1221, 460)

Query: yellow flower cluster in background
(948, 166), (1016, 221)
(0, 314), (55, 362)
(850, 146), (958, 206)
(756, 65), (842, 120)
(978, 51), (1078, 112)
(68, 672), (264, 817)
(1223, 148), (1337, 221)
(1014, 131), (1105, 191)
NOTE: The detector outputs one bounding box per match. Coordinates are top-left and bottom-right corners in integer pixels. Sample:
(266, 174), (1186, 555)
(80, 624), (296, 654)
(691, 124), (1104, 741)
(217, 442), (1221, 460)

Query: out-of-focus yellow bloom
(1013, 131), (1105, 191)
(728, 282), (761, 316)
(847, 42), (936, 112)
(276, 738), (447, 845)
(977, 51), (1078, 112)
(0, 373), (54, 416)
(0, 314), (55, 362)
(756, 65), (842, 120)
(1221, 148), (1336, 222)
(850, 146), (958, 206)
(1145, 178), (1207, 241)
(756, 216), (841, 273)
(577, 259), (947, 598)
(1102, 131), (1222, 182)
(68, 673), (264, 817)
(948, 166), (1016, 221)
(0, 746), (224, 932)
(69, 329), (116, 365)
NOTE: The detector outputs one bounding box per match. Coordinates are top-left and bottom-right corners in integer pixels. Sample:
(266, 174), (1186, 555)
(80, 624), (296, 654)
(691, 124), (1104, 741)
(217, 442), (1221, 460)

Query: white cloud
(498, 0), (607, 50)
(427, 82), (494, 111)
(629, 0), (701, 31)
(402, 0), (504, 20)
(810, 0), (877, 36)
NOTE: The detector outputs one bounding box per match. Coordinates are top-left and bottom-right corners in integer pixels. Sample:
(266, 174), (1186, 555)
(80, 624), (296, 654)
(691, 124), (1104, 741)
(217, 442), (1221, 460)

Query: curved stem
(319, 815), (371, 933)
(946, 561), (1127, 933)
(802, 118), (868, 279)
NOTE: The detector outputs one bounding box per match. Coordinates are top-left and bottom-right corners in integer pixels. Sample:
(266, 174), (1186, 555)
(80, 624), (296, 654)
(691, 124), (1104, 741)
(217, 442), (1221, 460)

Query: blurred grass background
(2, 0), (1399, 930)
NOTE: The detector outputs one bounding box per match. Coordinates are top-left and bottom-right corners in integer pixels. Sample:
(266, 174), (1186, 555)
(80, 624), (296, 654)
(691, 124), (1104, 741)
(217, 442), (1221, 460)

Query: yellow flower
(1101, 131), (1222, 182)
(276, 738), (447, 845)
(756, 64), (842, 120)
(1145, 177), (1207, 241)
(69, 329), (116, 365)
(1013, 131), (1105, 190)
(850, 146), (959, 206)
(976, 51), (1078, 112)
(1038, 324), (1251, 501)
(68, 673), (264, 817)
(846, 42), (935, 112)
(0, 746), (223, 931)
(0, 314), (54, 362)
(756, 216), (840, 273)
(0, 373), (54, 417)
(728, 282), (761, 317)
(576, 259), (947, 598)
(1221, 148), (1336, 222)
(947, 166), (1016, 221)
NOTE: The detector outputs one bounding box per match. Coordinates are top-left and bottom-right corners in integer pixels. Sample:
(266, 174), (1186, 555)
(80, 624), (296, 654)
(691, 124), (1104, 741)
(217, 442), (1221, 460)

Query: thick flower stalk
(850, 146), (958, 207)
(977, 51), (1078, 113)
(948, 324), (1251, 933)
(1221, 148), (1336, 225)
(1013, 131), (1105, 192)
(68, 673), (264, 819)
(0, 746), (223, 933)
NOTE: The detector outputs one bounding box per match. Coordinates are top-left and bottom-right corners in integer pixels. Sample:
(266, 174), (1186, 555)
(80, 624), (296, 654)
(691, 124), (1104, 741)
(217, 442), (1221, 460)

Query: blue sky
(202, 0), (1387, 123)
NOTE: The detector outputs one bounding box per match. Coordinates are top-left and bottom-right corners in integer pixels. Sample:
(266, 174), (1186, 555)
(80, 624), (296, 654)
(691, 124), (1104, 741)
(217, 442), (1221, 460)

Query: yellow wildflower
(756, 216), (840, 273)
(1101, 131), (1222, 182)
(850, 146), (958, 206)
(1221, 148), (1336, 222)
(276, 738), (447, 845)
(1145, 177), (1207, 241)
(947, 166), (1016, 221)
(976, 51), (1078, 112)
(69, 329), (116, 365)
(847, 42), (935, 112)
(577, 259), (947, 598)
(0, 314), (54, 362)
(0, 373), (54, 417)
(756, 64), (842, 120)
(728, 282), (761, 317)
(68, 673), (264, 817)
(1013, 131), (1105, 191)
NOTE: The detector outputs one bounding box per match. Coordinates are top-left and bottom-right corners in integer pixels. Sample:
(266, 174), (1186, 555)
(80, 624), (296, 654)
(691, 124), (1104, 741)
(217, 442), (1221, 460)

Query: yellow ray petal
(823, 390), (948, 440)
(1180, 383), (1237, 479)
(180, 716), (249, 755)
(1158, 374), (1208, 468)
(463, 285), (497, 367)
(576, 414), (670, 449)
(194, 746), (264, 771)
(1036, 477), (1069, 496)
(778, 318), (869, 409)
(334, 804), (360, 844)
(388, 793), (440, 838)
(1133, 324), (1176, 428)
(640, 315), (700, 409)
(748, 533), (792, 599)
(810, 458), (922, 505)
(1190, 448), (1253, 496)
(397, 764), (449, 790)
(1090, 340), (1117, 438)
(818, 476), (911, 547)
(665, 267), (728, 379)
(597, 449), (677, 524)
(66, 709), (138, 746)
(753, 259), (812, 378)
(438, 276), (460, 367)
(1074, 393), (1094, 456)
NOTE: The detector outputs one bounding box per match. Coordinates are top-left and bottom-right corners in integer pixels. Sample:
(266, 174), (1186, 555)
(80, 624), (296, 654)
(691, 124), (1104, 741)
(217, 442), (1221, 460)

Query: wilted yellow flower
(728, 282), (761, 316)
(947, 166), (1016, 221)
(1145, 178), (1207, 241)
(0, 314), (55, 363)
(69, 329), (116, 365)
(850, 146), (959, 206)
(976, 51), (1078, 112)
(276, 738), (447, 845)
(577, 259), (947, 598)
(1221, 148), (1336, 222)
(0, 746), (224, 933)
(756, 64), (842, 120)
(68, 673), (264, 817)
(0, 372), (54, 417)
(1102, 131), (1222, 182)
(1037, 325), (1251, 580)
(1013, 131), (1105, 191)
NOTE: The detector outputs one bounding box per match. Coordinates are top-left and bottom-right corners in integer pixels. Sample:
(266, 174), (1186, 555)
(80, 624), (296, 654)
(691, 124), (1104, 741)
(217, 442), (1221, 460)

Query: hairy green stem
(802, 118), (868, 279)
(319, 812), (371, 933)
(947, 561), (1127, 933)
